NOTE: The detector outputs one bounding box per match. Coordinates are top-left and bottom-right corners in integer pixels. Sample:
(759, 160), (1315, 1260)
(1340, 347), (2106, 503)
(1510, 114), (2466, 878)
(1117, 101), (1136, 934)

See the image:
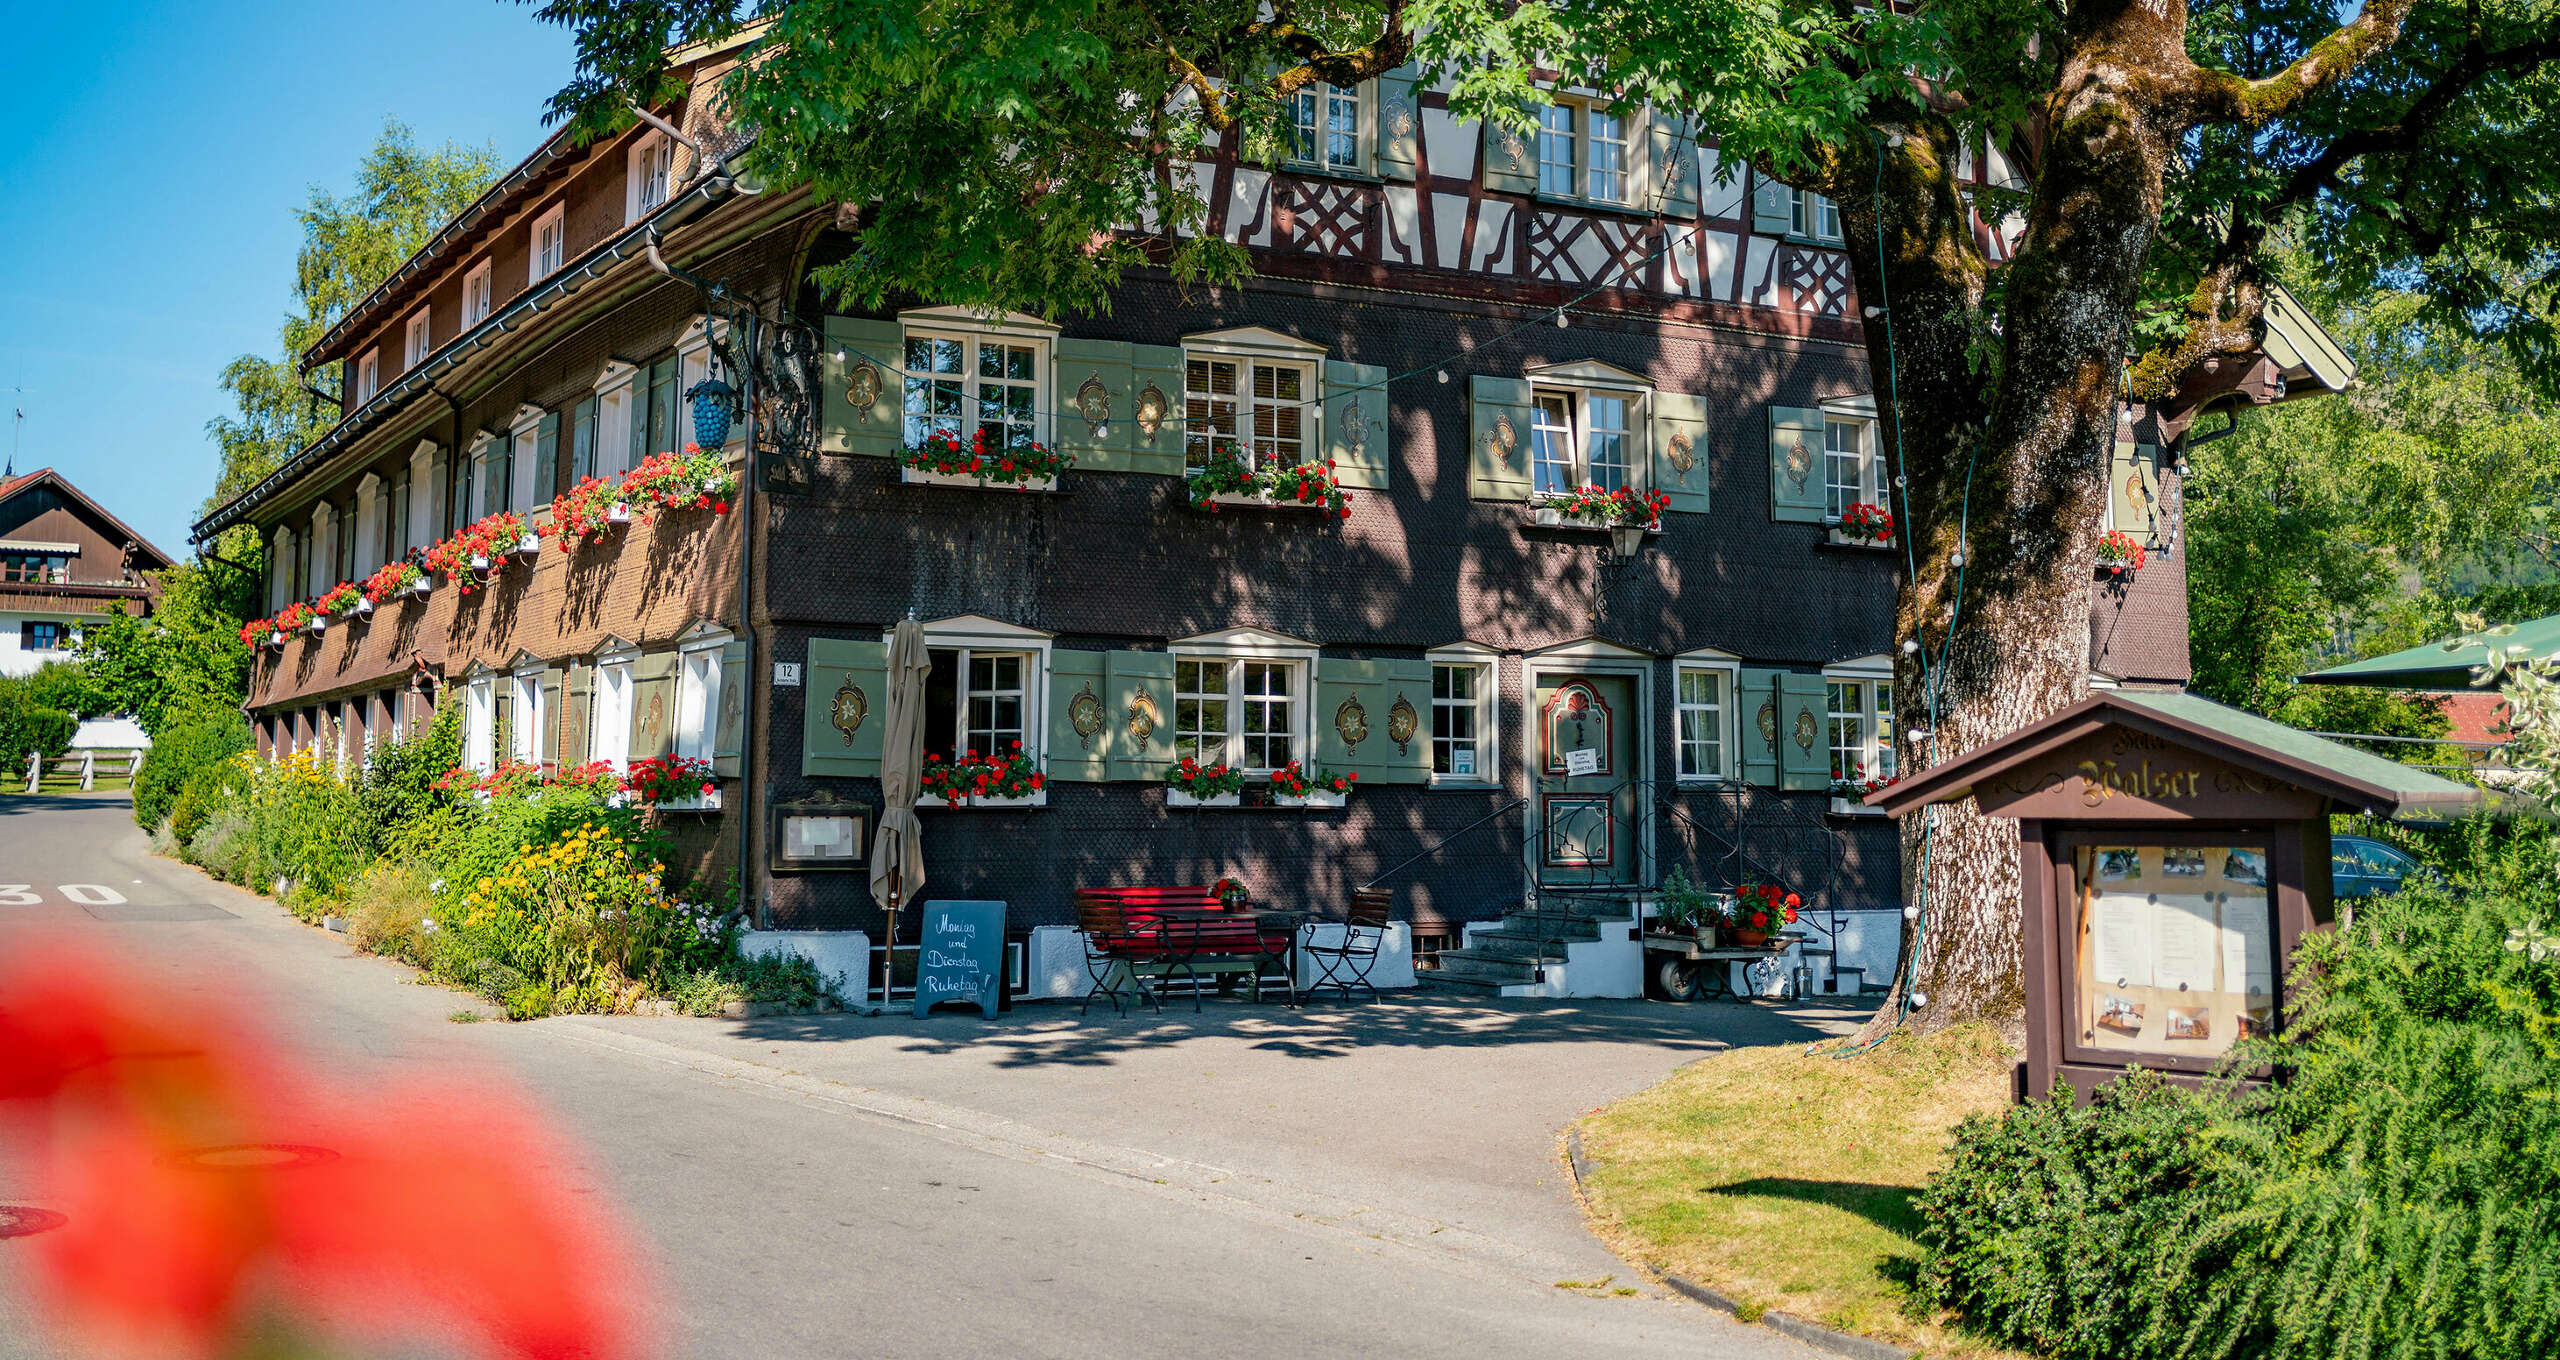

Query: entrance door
(1533, 672), (1640, 886)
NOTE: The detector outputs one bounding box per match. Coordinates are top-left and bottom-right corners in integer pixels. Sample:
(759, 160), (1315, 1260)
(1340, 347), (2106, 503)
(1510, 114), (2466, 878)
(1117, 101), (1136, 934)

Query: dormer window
(1287, 82), (1365, 174)
(462, 260), (493, 327)
(531, 203), (567, 280)
(628, 132), (673, 222)
(403, 309), (431, 371)
(356, 352), (379, 404)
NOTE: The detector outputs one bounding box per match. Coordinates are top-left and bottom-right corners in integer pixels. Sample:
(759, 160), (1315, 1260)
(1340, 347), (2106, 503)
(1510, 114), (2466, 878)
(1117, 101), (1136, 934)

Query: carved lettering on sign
(2074, 759), (2204, 807)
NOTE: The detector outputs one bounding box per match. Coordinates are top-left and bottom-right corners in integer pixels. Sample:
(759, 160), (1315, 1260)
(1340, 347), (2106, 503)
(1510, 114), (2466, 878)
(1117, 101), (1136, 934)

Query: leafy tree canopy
(204, 120), (500, 514)
(75, 550), (263, 736)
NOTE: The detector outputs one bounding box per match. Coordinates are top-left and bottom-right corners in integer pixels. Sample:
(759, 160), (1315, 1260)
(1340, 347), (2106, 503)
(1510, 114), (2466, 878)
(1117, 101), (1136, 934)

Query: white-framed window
(1588, 108), (1630, 204)
(1674, 657), (1737, 781)
(510, 405), (547, 513)
(1823, 659), (1896, 793)
(674, 636), (725, 764)
(462, 673), (496, 773)
(1288, 81), (1365, 173)
(1534, 97), (1637, 206)
(1536, 103), (1576, 195)
(1183, 356), (1311, 473)
(403, 309), (432, 371)
(628, 131), (673, 222)
(508, 664), (544, 766)
(1529, 388), (1633, 496)
(592, 361), (638, 479)
(1820, 405), (1886, 531)
(900, 327), (1044, 450)
(356, 352), (379, 404)
(1427, 646), (1500, 784)
(903, 617), (1054, 803)
(531, 202), (567, 281)
(588, 645), (636, 772)
(1170, 629), (1319, 777)
(462, 260), (493, 327)
(1790, 188), (1845, 245)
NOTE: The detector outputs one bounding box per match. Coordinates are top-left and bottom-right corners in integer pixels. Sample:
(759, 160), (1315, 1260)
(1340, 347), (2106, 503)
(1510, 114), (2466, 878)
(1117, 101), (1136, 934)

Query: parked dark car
(2330, 835), (2431, 900)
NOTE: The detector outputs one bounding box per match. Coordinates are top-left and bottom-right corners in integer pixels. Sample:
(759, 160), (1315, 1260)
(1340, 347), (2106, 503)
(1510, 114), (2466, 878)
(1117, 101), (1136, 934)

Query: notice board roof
(1868, 689), (2480, 820)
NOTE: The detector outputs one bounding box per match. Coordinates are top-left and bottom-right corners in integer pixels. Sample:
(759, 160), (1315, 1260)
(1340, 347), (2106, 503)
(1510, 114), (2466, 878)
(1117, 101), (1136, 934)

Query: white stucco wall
(0, 610), (83, 678)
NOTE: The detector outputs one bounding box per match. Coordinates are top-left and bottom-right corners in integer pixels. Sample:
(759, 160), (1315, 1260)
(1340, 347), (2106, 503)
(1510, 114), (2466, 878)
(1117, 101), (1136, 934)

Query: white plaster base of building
(1292, 922), (1416, 994)
(1717, 908), (1907, 999)
(740, 929), (871, 1000)
(1456, 915), (1646, 999)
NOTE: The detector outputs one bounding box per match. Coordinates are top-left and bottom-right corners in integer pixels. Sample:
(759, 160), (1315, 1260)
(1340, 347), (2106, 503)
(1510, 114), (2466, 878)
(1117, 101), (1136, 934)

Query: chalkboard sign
(914, 899), (1005, 1019)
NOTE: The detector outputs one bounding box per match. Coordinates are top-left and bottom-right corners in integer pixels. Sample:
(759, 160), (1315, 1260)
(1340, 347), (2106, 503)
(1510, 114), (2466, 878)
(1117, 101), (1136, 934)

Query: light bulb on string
(1554, 308), (1569, 329)
(1903, 905), (1919, 921)
(1900, 638), (1919, 655)
(1436, 369), (1449, 384)
(1094, 422), (1111, 441)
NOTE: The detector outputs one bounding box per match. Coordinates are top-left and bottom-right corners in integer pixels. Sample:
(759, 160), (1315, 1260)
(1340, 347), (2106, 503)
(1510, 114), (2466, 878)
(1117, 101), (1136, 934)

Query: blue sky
(0, 2), (576, 558)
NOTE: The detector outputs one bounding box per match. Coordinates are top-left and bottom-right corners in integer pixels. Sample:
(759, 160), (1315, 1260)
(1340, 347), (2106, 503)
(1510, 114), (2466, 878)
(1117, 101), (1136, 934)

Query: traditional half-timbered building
(199, 35), (2344, 996)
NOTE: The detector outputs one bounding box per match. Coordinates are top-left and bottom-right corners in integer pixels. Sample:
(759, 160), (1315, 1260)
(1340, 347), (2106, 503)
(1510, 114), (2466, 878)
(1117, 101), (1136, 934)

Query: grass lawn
(1573, 1023), (2024, 1359)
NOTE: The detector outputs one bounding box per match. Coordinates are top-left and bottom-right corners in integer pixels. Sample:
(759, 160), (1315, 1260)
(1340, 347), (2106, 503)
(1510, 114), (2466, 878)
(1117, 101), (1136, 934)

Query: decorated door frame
(1524, 656), (1654, 890)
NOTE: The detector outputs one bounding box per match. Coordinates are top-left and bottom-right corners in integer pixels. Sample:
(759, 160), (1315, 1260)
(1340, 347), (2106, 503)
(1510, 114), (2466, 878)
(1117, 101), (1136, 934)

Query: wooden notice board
(914, 899), (1005, 1019)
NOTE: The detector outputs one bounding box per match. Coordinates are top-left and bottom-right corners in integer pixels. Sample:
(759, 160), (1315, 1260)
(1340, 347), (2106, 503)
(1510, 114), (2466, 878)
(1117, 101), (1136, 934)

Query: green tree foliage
(204, 121), (499, 513)
(1914, 824), (2560, 1360)
(76, 540), (262, 736)
(132, 708), (251, 834)
(0, 673), (80, 776)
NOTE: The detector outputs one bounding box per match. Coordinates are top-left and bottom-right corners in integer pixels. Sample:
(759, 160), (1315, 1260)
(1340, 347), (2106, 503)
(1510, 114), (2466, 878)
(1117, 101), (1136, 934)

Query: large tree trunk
(1829, 4), (2191, 1037)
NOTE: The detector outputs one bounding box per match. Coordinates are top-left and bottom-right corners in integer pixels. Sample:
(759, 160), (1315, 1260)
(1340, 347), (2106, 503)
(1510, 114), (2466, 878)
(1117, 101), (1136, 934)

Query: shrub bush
(443, 819), (732, 1014)
(353, 705), (461, 847)
(1914, 822), (2560, 1360)
(133, 708), (250, 831)
(245, 751), (368, 899)
(345, 859), (440, 965)
(187, 805), (256, 884)
(0, 682), (77, 777)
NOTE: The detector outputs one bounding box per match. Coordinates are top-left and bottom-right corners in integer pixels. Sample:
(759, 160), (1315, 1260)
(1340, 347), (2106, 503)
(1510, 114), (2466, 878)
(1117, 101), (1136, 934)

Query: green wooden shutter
(1776, 673), (1829, 791)
(1768, 406), (1827, 523)
(533, 411), (561, 510)
(1468, 374), (1534, 501)
(1053, 338), (1134, 473)
(803, 638), (888, 776)
(2109, 439), (2163, 546)
(558, 664), (591, 769)
(1125, 344), (1187, 478)
(712, 638), (748, 778)
(1649, 119), (1699, 219)
(1752, 169), (1794, 236)
(1331, 657), (1431, 785)
(570, 397), (598, 484)
(821, 317), (904, 457)
(1045, 649), (1109, 781)
(1483, 120), (1538, 194)
(1324, 360), (1392, 491)
(538, 666), (566, 765)
(628, 652), (681, 761)
(641, 357), (679, 461)
(1376, 67), (1421, 181)
(1654, 391), (1711, 514)
(1105, 650), (1174, 781)
(1737, 668), (1781, 786)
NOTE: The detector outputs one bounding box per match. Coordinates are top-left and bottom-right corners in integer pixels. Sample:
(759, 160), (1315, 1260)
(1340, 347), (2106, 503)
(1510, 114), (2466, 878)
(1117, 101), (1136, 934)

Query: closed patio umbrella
(869, 615), (931, 1003)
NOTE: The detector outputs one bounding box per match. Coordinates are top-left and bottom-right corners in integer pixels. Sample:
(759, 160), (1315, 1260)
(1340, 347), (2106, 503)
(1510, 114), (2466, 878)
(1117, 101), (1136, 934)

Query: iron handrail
(1357, 796), (1529, 894)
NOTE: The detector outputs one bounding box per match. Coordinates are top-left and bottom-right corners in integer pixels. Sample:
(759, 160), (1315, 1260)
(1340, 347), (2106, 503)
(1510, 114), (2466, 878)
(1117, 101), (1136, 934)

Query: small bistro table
(1640, 931), (1814, 1001)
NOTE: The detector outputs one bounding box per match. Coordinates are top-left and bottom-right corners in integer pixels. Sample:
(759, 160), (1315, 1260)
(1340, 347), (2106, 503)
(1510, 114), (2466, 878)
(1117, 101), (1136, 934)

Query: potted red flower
(362, 559), (425, 607)
(623, 754), (716, 806)
(548, 475), (628, 550)
(2096, 529), (2147, 576)
(1535, 485), (1668, 531)
(918, 743), (1045, 805)
(1165, 756), (1245, 805)
(620, 446), (737, 517)
(1729, 880), (1801, 946)
(1836, 501), (1895, 543)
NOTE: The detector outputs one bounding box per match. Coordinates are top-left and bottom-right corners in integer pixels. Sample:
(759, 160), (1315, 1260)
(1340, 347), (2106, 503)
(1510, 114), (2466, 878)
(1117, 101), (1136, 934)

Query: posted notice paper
(2090, 893), (2154, 988)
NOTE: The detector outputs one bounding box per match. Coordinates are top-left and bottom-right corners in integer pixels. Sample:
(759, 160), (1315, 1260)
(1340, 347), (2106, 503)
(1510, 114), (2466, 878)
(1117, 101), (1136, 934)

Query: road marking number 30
(0, 884), (128, 906)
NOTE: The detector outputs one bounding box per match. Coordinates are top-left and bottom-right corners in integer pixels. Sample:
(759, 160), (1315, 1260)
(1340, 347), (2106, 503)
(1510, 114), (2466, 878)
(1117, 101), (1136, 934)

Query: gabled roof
(2301, 612), (2560, 691)
(0, 468), (175, 571)
(1869, 688), (2478, 820)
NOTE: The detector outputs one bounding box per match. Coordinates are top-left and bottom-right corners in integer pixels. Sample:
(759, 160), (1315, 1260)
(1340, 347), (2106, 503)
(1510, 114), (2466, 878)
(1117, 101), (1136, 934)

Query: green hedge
(1914, 822), (2560, 1360)
(134, 708), (251, 831)
(0, 675), (78, 777)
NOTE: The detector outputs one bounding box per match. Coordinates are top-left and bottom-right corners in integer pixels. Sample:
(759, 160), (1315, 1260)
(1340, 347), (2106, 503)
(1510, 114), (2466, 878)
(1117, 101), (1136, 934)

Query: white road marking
(59, 884), (128, 906)
(0, 886), (38, 906)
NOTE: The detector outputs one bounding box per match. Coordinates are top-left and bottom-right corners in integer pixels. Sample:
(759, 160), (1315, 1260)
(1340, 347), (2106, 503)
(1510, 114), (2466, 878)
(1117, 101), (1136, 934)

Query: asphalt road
(0, 792), (1820, 1360)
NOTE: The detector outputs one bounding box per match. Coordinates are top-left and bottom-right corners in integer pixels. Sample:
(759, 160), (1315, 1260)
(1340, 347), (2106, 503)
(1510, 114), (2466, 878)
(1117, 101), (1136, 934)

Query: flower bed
(901, 432), (1073, 489)
(1187, 455), (1353, 517)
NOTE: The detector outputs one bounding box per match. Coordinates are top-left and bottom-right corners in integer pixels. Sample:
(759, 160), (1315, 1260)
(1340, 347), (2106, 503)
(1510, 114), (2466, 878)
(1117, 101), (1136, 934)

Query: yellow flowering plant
(445, 821), (734, 1015)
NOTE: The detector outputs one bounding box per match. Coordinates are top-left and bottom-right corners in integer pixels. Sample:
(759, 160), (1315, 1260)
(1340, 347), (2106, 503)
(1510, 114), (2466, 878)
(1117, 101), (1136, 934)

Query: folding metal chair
(1075, 895), (1164, 1017)
(1304, 888), (1392, 1002)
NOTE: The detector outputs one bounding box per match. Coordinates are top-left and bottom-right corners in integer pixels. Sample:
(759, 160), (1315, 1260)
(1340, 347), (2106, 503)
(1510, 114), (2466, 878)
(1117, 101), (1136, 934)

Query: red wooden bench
(1073, 886), (1297, 1013)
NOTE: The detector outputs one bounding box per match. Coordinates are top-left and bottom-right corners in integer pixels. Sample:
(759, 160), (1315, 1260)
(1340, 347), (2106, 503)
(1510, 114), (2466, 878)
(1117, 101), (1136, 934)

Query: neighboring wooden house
(194, 34), (2349, 995)
(0, 468), (171, 678)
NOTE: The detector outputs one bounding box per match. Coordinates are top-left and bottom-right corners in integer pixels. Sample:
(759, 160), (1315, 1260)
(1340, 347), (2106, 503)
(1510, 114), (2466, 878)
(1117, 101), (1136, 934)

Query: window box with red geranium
(620, 447), (738, 519)
(1828, 763), (1900, 816)
(1729, 879), (1801, 946)
(2095, 529), (2146, 577)
(1528, 485), (1667, 532)
(314, 581), (366, 620)
(1830, 500), (1895, 546)
(915, 744), (1049, 808)
(1187, 456), (1353, 517)
(548, 475), (630, 552)
(362, 560), (425, 608)
(625, 754), (720, 811)
(1260, 760), (1354, 808)
(899, 432), (1073, 493)
(240, 616), (283, 650)
(1165, 756), (1246, 808)
(424, 512), (529, 595)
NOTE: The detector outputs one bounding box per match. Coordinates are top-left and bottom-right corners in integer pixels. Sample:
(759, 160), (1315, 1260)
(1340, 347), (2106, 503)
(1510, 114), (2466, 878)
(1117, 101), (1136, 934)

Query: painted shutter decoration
(627, 653), (681, 762)
(1053, 337), (1134, 471)
(1653, 391), (1711, 514)
(1751, 169), (1794, 236)
(1375, 66), (1422, 181)
(1467, 374), (1535, 501)
(2108, 439), (2163, 546)
(1767, 406), (1828, 523)
(1104, 650), (1175, 781)
(1775, 673), (1830, 791)
(1649, 119), (1700, 219)
(803, 638), (888, 776)
(1125, 344), (1187, 478)
(712, 638), (748, 778)
(1045, 649), (1110, 782)
(1482, 118), (1539, 194)
(532, 411), (561, 509)
(1323, 360), (1391, 491)
(822, 317), (904, 456)
(1314, 657), (1429, 783)
(1736, 668), (1782, 786)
